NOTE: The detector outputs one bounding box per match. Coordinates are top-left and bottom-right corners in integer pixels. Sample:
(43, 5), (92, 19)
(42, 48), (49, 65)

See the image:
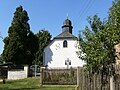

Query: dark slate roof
(63, 18), (72, 26)
(54, 31), (77, 39)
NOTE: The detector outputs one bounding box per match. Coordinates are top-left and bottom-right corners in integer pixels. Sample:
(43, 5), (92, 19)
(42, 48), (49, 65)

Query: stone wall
(7, 65), (28, 80)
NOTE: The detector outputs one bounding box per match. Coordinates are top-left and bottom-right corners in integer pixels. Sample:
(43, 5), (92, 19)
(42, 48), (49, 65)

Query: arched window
(63, 40), (67, 48)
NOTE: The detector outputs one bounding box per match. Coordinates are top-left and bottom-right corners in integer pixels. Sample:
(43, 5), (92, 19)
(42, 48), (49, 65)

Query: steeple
(62, 17), (73, 34)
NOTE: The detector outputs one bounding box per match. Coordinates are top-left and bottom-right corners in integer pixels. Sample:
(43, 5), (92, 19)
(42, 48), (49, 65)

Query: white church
(43, 18), (85, 69)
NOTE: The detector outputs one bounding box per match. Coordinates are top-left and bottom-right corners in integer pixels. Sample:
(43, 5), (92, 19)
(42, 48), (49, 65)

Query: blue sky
(0, 0), (113, 54)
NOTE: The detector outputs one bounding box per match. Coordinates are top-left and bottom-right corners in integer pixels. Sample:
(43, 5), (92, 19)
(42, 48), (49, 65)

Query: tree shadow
(0, 88), (39, 90)
(44, 44), (53, 67)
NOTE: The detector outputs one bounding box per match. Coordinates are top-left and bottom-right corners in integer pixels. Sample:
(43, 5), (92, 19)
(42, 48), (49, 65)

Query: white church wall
(44, 39), (85, 69)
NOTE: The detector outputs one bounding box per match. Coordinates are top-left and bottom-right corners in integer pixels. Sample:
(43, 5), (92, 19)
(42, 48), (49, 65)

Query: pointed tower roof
(62, 17), (73, 34)
(63, 18), (72, 26)
(54, 18), (77, 39)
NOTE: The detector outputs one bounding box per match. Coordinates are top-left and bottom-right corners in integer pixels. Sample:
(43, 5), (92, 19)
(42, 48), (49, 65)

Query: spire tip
(66, 13), (68, 19)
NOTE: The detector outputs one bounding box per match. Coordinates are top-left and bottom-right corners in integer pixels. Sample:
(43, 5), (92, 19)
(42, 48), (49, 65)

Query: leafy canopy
(33, 30), (52, 65)
(77, 0), (120, 73)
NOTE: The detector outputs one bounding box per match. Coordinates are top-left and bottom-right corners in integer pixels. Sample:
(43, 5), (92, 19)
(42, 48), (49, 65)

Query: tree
(77, 15), (107, 72)
(107, 0), (120, 44)
(77, 0), (120, 87)
(0, 55), (2, 64)
(25, 31), (39, 65)
(0, 32), (3, 39)
(2, 6), (38, 65)
(33, 30), (51, 65)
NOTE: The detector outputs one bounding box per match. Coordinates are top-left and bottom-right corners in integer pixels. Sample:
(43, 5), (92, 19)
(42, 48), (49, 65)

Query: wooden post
(82, 69), (85, 90)
(75, 67), (80, 90)
(34, 65), (37, 77)
(110, 75), (115, 90)
(23, 65), (29, 78)
(3, 78), (5, 84)
(93, 74), (96, 90)
(40, 67), (45, 87)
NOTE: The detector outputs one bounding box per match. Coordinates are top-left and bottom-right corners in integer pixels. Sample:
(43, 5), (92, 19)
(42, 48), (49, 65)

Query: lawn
(0, 77), (75, 90)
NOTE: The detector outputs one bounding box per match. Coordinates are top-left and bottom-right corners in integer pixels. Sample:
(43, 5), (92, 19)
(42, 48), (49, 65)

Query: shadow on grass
(0, 81), (40, 90)
(0, 88), (39, 90)
(0, 80), (25, 84)
(0, 86), (75, 90)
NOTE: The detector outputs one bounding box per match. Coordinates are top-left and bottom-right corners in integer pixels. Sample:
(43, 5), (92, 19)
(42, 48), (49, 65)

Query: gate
(40, 68), (77, 85)
(0, 66), (8, 79)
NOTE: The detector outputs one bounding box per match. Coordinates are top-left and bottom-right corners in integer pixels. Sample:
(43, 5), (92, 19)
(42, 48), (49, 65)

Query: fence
(77, 65), (120, 90)
(77, 67), (110, 90)
(40, 67), (77, 85)
(40, 65), (120, 90)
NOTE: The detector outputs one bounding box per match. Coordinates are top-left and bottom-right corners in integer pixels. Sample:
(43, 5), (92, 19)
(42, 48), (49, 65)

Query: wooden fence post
(76, 67), (80, 90)
(82, 69), (85, 90)
(3, 78), (5, 84)
(110, 75), (115, 90)
(40, 67), (45, 87)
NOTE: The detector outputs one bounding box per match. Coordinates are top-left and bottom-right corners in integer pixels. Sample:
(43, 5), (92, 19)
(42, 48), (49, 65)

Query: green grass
(0, 77), (75, 90)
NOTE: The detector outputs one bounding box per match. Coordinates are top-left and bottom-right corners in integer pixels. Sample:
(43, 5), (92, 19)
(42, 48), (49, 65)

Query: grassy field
(0, 77), (75, 90)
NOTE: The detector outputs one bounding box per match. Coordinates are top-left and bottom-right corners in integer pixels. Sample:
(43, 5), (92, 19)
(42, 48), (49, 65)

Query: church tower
(55, 18), (76, 39)
(62, 18), (73, 34)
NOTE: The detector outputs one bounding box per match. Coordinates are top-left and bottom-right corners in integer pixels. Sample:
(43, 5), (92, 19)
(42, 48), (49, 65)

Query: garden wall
(7, 65), (28, 80)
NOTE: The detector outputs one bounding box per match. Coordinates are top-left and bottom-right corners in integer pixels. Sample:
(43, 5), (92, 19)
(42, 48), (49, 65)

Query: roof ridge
(54, 31), (77, 39)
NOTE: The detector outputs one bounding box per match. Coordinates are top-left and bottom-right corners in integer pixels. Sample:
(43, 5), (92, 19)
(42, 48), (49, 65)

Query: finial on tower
(66, 13), (69, 19)
(62, 15), (73, 34)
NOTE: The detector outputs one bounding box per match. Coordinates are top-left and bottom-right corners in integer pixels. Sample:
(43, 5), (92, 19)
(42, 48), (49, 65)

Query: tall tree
(2, 6), (38, 65)
(0, 32), (3, 39)
(78, 0), (120, 71)
(33, 30), (51, 65)
(77, 15), (107, 72)
(0, 55), (2, 64)
(77, 0), (120, 87)
(25, 31), (39, 65)
(107, 0), (120, 44)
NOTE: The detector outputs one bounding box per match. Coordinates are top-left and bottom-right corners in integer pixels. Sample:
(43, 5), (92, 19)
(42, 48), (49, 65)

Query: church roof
(54, 18), (77, 39)
(54, 31), (77, 39)
(63, 18), (72, 26)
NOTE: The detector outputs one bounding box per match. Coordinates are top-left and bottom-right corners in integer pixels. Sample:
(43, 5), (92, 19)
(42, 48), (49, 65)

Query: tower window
(63, 40), (67, 48)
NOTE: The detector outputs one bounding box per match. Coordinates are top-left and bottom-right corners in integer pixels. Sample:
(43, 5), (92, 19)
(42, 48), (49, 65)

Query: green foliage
(0, 32), (3, 39)
(107, 0), (120, 43)
(0, 55), (3, 64)
(25, 31), (39, 65)
(2, 6), (38, 65)
(33, 30), (51, 65)
(77, 0), (120, 74)
(77, 15), (107, 72)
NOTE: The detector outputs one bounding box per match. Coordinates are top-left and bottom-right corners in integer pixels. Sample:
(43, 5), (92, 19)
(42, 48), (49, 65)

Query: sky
(0, 0), (113, 54)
